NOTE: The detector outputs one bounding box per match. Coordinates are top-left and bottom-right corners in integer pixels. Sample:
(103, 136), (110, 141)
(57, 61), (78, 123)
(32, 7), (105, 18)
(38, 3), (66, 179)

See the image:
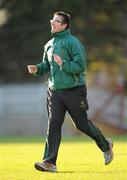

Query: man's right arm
(27, 50), (50, 76)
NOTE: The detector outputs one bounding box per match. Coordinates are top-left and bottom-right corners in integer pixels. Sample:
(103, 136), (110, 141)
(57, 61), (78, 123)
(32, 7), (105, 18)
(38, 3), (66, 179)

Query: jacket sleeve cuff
(34, 65), (40, 76)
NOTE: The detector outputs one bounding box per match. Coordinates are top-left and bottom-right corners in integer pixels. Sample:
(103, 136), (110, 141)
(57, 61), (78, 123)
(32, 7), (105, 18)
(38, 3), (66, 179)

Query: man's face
(50, 15), (67, 33)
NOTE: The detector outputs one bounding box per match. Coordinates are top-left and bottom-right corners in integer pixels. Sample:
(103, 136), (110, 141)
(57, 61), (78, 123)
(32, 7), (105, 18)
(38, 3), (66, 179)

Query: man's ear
(63, 23), (67, 29)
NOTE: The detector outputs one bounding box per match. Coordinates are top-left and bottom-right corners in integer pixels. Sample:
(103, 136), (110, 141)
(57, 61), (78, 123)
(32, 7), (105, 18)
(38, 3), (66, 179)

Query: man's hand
(27, 65), (37, 74)
(53, 54), (63, 66)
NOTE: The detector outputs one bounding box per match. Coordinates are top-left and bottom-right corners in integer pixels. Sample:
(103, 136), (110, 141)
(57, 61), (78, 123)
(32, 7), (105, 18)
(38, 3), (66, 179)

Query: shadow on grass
(57, 170), (126, 174)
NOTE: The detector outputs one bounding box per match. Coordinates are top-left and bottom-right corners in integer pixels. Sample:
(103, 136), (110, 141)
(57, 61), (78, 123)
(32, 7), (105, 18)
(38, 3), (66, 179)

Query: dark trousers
(43, 85), (109, 165)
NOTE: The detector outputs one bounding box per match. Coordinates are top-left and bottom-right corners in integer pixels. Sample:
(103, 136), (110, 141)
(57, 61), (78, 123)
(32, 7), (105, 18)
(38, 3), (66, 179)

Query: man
(27, 11), (114, 173)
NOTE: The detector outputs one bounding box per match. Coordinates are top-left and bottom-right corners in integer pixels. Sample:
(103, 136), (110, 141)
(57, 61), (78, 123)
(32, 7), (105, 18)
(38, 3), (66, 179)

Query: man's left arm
(54, 39), (87, 74)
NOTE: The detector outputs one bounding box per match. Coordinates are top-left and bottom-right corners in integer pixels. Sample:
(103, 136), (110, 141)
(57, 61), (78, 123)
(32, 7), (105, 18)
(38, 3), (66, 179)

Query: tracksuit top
(35, 29), (87, 91)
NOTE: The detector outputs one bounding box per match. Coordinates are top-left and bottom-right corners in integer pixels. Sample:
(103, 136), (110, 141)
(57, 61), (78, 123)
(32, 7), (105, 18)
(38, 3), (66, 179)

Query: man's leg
(35, 89), (66, 172)
(62, 85), (113, 165)
(62, 86), (110, 152)
(43, 88), (66, 165)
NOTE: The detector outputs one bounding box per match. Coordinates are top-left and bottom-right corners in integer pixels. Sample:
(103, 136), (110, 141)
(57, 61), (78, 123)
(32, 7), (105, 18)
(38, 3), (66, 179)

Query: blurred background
(0, 0), (127, 137)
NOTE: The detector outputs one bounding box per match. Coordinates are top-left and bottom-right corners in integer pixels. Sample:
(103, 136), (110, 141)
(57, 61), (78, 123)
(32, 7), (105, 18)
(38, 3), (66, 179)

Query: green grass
(0, 136), (127, 180)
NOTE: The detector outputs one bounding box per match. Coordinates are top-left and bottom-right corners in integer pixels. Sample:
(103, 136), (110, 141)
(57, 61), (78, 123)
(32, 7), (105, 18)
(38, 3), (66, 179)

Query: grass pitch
(0, 136), (127, 180)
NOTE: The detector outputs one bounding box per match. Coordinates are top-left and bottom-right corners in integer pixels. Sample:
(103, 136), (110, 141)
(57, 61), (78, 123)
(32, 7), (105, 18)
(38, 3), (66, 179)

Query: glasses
(50, 19), (64, 23)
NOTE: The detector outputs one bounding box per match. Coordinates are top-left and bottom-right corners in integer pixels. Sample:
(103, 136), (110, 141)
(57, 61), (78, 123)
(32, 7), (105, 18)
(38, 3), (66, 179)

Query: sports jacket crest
(35, 29), (87, 91)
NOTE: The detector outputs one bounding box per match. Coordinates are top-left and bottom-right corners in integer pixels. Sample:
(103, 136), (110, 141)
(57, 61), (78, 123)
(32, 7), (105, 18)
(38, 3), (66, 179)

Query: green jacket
(35, 29), (87, 91)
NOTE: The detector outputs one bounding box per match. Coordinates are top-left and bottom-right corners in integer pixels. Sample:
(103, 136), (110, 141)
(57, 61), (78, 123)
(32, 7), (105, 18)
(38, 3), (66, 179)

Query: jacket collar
(52, 29), (71, 38)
